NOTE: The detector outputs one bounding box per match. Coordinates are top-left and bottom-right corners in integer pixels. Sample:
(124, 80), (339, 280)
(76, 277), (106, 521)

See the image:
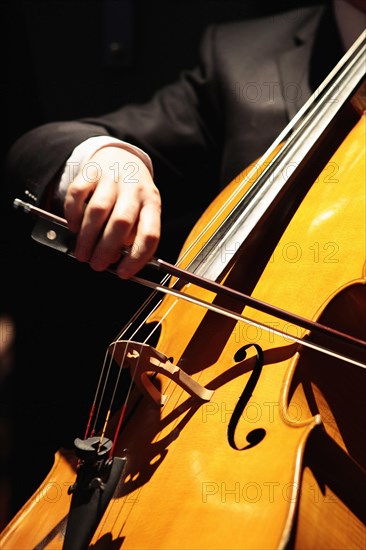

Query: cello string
(97, 270), (182, 441)
(83, 350), (110, 438)
(111, 303), (180, 454)
(83, 275), (169, 446)
(84, 280), (169, 438)
(97, 297), (178, 452)
(112, 272), (171, 342)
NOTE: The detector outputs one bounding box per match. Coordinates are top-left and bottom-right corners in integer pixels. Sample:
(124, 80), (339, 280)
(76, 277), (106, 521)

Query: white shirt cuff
(57, 136), (154, 203)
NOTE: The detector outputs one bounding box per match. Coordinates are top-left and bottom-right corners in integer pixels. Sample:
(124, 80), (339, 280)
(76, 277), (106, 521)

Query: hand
(63, 146), (161, 279)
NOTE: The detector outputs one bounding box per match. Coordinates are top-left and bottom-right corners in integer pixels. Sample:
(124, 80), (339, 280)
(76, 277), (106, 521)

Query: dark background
(0, 0), (325, 528)
(1, 0), (326, 171)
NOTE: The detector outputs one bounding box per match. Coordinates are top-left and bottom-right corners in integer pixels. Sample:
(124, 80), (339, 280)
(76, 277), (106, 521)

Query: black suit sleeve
(6, 25), (223, 222)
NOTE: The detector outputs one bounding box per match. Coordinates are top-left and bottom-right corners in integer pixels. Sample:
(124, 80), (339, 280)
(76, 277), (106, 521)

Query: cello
(1, 27), (365, 550)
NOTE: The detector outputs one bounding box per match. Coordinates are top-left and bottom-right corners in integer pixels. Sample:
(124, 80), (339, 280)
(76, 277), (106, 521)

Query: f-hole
(227, 344), (266, 450)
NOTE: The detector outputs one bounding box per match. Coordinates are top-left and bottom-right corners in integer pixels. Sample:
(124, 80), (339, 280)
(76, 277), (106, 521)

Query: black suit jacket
(7, 4), (343, 238)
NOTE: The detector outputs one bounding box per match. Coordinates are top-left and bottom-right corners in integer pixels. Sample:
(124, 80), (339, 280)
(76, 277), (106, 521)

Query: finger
(116, 198), (161, 279)
(73, 176), (119, 263)
(64, 162), (102, 232)
(89, 189), (139, 271)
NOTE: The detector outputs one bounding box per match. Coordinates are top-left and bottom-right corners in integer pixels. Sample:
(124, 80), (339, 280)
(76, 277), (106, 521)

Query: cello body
(1, 35), (365, 550)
